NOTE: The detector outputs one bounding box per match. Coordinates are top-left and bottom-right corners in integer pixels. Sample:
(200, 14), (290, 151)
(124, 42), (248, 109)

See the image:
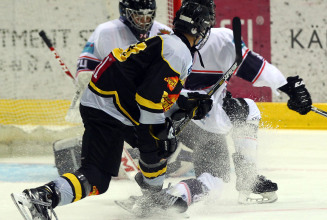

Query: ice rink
(1, 129), (327, 220)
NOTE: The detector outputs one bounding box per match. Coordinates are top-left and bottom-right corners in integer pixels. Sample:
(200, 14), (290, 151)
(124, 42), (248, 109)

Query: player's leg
(11, 105), (126, 220)
(178, 121), (231, 183)
(128, 123), (191, 217)
(223, 95), (278, 204)
(166, 172), (224, 206)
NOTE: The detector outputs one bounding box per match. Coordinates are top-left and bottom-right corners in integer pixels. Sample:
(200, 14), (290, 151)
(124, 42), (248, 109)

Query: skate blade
(115, 197), (136, 214)
(238, 191), (278, 205)
(115, 196), (190, 218)
(11, 193), (33, 220)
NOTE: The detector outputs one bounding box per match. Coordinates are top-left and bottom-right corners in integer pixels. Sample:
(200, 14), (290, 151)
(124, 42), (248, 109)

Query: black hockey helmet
(182, 0), (216, 27)
(119, 0), (156, 41)
(173, 2), (211, 46)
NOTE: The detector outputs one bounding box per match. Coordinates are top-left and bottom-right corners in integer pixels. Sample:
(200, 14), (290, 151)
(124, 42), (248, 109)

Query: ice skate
(130, 187), (188, 217)
(237, 175), (278, 204)
(11, 182), (60, 220)
(116, 173), (188, 217)
(233, 153), (278, 204)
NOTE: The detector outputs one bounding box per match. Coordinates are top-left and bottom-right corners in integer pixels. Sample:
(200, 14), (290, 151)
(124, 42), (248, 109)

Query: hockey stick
(175, 17), (243, 135)
(311, 106), (327, 118)
(39, 30), (83, 121)
(39, 31), (77, 83)
(39, 30), (139, 181)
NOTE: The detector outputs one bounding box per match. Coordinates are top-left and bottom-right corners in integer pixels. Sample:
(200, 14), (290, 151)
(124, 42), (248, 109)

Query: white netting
(0, 0), (177, 145)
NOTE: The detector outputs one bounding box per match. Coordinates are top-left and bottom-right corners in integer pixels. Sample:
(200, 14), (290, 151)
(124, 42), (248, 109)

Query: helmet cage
(125, 8), (156, 31)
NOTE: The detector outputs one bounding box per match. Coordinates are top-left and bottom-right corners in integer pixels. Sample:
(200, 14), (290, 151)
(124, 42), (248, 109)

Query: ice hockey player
(10, 2), (213, 220)
(174, 0), (312, 205)
(58, 0), (186, 177)
(74, 0), (173, 78)
(124, 0), (313, 214)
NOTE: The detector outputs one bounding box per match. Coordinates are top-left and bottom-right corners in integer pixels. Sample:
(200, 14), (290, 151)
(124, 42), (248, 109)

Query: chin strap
(173, 31), (205, 68)
(191, 46), (205, 68)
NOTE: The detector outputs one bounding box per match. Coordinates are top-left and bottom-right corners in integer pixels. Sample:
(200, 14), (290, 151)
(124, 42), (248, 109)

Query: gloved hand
(150, 118), (177, 159)
(175, 92), (213, 120)
(222, 91), (249, 124)
(278, 76), (312, 115)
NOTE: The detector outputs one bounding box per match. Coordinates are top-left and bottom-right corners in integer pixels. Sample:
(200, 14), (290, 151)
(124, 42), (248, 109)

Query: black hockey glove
(278, 76), (312, 115)
(175, 92), (213, 120)
(150, 118), (177, 159)
(222, 91), (249, 124)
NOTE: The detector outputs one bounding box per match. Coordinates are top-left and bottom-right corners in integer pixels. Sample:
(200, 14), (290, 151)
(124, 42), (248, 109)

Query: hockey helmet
(182, 0), (216, 27)
(173, 2), (211, 48)
(119, 0), (156, 41)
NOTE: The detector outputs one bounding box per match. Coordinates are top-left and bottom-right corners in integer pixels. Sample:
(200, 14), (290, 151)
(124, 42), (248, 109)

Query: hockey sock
(167, 173), (223, 205)
(232, 120), (259, 164)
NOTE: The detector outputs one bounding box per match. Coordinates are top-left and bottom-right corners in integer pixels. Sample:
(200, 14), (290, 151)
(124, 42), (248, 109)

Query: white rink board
(2, 129), (327, 220)
(0, 0), (168, 100)
(270, 0), (327, 102)
(1, 0), (327, 102)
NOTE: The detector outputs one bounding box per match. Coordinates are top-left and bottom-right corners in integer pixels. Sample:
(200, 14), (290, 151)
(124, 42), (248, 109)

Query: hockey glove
(222, 91), (249, 124)
(278, 76), (312, 115)
(150, 118), (177, 159)
(175, 92), (213, 120)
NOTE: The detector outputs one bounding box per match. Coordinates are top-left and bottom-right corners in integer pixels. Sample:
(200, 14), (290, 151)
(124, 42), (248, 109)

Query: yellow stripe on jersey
(140, 166), (167, 178)
(135, 93), (163, 110)
(89, 81), (140, 125)
(62, 173), (82, 202)
(158, 35), (181, 76)
(112, 42), (147, 62)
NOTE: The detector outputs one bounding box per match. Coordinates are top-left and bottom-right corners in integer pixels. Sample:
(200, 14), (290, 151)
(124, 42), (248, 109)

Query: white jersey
(76, 19), (172, 77)
(184, 28), (288, 134)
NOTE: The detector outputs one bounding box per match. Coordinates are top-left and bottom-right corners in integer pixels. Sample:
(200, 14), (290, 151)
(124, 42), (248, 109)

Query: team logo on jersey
(164, 76), (178, 91)
(157, 28), (172, 35)
(88, 186), (99, 196)
(82, 42), (94, 54)
(162, 94), (180, 112)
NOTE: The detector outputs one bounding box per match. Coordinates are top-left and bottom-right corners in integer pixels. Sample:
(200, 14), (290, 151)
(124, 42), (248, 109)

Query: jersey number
(112, 42), (147, 62)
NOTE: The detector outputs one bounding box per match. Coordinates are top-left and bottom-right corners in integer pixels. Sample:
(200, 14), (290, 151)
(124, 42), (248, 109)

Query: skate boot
(11, 182), (61, 220)
(233, 153), (278, 204)
(131, 172), (188, 217)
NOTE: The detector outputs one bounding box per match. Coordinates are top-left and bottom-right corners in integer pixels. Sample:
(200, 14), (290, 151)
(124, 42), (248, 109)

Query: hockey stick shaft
(39, 30), (139, 181)
(311, 106), (327, 118)
(39, 30), (77, 83)
(175, 17), (243, 135)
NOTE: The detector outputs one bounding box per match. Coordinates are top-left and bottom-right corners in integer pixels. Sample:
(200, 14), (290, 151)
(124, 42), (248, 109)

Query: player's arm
(223, 28), (312, 115)
(76, 33), (101, 77)
(220, 28), (286, 94)
(133, 36), (190, 158)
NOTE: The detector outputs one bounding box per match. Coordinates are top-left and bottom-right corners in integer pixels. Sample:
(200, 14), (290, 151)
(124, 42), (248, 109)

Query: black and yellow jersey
(80, 34), (193, 126)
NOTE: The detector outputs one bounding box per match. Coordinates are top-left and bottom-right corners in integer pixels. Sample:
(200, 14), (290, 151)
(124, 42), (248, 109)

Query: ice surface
(1, 129), (327, 220)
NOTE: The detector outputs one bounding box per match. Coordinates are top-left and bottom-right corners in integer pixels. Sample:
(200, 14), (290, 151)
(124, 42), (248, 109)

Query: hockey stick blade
(311, 106), (327, 118)
(175, 17), (243, 135)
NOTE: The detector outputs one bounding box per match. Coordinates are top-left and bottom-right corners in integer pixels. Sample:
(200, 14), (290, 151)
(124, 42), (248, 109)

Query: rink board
(1, 99), (326, 129)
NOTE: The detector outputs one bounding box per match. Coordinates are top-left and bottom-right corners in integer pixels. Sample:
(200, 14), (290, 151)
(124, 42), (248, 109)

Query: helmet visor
(126, 8), (156, 31)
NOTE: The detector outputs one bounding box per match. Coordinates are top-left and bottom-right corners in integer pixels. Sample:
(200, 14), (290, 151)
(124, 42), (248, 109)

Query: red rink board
(214, 0), (272, 101)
